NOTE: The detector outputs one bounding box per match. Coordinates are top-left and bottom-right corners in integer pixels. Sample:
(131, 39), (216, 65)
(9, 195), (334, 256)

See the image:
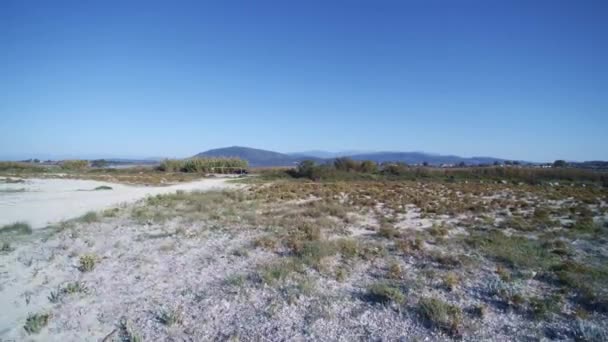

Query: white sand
(0, 177), (235, 229)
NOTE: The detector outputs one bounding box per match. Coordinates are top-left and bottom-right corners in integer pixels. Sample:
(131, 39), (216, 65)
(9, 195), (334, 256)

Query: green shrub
(78, 211), (98, 223)
(418, 297), (463, 336)
(78, 254), (97, 272)
(367, 282), (405, 304)
(0, 221), (32, 235)
(60, 160), (89, 170)
(159, 158), (248, 174)
(24, 313), (50, 334)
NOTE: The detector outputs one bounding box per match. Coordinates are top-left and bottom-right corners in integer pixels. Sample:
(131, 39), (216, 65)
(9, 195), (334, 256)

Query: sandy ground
(0, 177), (236, 229)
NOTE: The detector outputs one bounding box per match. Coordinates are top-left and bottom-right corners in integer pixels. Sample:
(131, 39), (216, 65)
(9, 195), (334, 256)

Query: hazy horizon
(1, 1), (606, 162)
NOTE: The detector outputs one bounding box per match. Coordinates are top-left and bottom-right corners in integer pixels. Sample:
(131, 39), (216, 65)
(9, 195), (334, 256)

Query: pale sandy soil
(0, 177), (236, 229)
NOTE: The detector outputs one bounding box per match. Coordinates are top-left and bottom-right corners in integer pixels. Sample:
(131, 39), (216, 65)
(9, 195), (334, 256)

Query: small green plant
(48, 290), (61, 303)
(335, 267), (349, 282)
(78, 254), (97, 272)
(470, 304), (486, 319)
(259, 259), (303, 285)
(388, 262), (403, 279)
(443, 272), (460, 291)
(62, 281), (88, 295)
(429, 224), (449, 237)
(496, 265), (512, 282)
(253, 235), (277, 250)
(529, 295), (562, 319)
(156, 308), (183, 326)
(1, 241), (13, 252)
(78, 211), (98, 223)
(378, 224), (399, 239)
(366, 282), (405, 304)
(418, 297), (463, 336)
(94, 185), (113, 190)
(225, 274), (247, 287)
(119, 317), (142, 342)
(24, 313), (50, 334)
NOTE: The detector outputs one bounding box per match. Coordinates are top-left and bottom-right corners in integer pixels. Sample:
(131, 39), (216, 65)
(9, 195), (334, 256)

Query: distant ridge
(194, 146), (322, 167)
(194, 146), (512, 167)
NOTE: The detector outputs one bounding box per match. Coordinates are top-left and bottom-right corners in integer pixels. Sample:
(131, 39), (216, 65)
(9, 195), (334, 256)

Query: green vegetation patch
(24, 313), (50, 334)
(418, 297), (463, 337)
(0, 221), (33, 235)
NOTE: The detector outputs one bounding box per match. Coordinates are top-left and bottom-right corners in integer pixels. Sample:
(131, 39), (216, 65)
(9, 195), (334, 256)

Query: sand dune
(0, 177), (235, 229)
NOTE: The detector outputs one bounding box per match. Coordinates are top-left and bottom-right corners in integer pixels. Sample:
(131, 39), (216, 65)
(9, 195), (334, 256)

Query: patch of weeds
(388, 262), (403, 279)
(253, 235), (278, 251)
(571, 217), (600, 234)
(533, 207), (556, 228)
(24, 313), (50, 334)
(501, 215), (532, 231)
(102, 208), (120, 217)
(94, 185), (113, 190)
(430, 252), (462, 269)
(62, 281), (88, 295)
(358, 241), (388, 260)
(396, 237), (424, 253)
(529, 294), (562, 319)
(468, 304), (486, 319)
(78, 211), (99, 223)
(335, 267), (349, 282)
(156, 307), (183, 326)
(119, 317), (142, 342)
(295, 240), (337, 268)
(225, 274), (247, 287)
(48, 290), (61, 303)
(418, 297), (463, 337)
(334, 238), (359, 258)
(49, 281), (88, 303)
(429, 223), (449, 237)
(443, 272), (460, 291)
(487, 279), (525, 310)
(496, 265), (512, 282)
(78, 254), (97, 272)
(0, 221), (32, 235)
(366, 281), (405, 304)
(231, 247), (249, 257)
(378, 224), (400, 239)
(296, 278), (316, 296)
(1, 241), (13, 252)
(259, 258), (303, 285)
(551, 261), (608, 312)
(467, 230), (557, 270)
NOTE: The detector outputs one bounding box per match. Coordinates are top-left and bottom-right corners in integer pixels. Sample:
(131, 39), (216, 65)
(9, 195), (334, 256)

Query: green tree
(553, 160), (567, 168)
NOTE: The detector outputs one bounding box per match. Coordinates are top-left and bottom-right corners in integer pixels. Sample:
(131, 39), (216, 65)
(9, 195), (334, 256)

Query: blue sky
(1, 0), (606, 162)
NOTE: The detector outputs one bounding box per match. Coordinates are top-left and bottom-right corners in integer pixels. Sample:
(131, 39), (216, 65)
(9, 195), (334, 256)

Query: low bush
(367, 282), (405, 304)
(60, 160), (89, 170)
(158, 158), (248, 174)
(78, 254), (97, 272)
(0, 221), (32, 235)
(24, 313), (50, 334)
(418, 297), (463, 336)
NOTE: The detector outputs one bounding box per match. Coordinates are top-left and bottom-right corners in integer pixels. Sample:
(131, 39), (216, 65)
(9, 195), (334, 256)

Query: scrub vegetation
(1, 166), (607, 341)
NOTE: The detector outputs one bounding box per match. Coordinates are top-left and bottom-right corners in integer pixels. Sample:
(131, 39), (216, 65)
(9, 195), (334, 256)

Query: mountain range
(194, 146), (510, 167)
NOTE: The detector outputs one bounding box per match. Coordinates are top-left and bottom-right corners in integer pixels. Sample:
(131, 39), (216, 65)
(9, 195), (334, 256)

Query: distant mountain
(194, 146), (322, 167)
(288, 150), (369, 159)
(347, 152), (506, 165)
(194, 146), (512, 167)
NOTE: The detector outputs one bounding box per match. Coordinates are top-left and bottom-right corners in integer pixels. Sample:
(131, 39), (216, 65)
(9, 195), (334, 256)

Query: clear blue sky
(1, 0), (606, 162)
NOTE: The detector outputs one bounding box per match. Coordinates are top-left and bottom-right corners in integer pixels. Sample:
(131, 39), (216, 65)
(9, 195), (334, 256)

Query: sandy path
(0, 177), (235, 229)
